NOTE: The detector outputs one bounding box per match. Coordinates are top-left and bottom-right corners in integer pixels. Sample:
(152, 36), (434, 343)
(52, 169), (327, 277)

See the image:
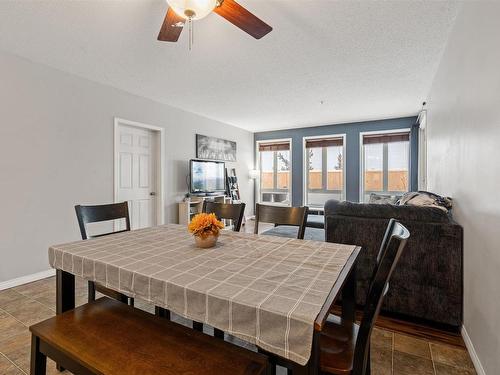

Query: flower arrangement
(188, 213), (224, 239)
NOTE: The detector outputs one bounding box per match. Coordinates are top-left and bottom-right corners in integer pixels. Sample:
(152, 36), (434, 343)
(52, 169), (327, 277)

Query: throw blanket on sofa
(398, 191), (452, 212)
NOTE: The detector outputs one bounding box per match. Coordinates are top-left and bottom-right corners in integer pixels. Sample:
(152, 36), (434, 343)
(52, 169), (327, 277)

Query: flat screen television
(190, 159), (226, 195)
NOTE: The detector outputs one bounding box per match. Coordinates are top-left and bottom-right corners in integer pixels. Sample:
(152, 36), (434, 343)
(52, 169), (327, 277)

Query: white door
(116, 124), (157, 229)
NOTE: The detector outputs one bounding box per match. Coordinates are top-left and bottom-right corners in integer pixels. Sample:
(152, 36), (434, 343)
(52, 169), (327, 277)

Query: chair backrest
(254, 203), (308, 239)
(375, 218), (397, 264)
(352, 219), (410, 375)
(75, 202), (131, 240)
(202, 201), (246, 232)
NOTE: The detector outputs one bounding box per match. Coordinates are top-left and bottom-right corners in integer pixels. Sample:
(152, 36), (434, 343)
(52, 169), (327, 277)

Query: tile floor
(0, 275), (476, 375)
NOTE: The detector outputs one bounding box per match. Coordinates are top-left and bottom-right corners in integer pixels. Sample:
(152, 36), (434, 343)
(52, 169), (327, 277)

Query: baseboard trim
(0, 269), (56, 291)
(462, 325), (486, 375)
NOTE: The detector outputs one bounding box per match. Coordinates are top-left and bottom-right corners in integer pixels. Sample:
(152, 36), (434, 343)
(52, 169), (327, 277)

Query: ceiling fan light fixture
(166, 0), (217, 20)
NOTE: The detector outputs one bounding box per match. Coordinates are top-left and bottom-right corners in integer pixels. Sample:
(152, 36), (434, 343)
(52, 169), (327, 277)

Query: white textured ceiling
(0, 1), (459, 132)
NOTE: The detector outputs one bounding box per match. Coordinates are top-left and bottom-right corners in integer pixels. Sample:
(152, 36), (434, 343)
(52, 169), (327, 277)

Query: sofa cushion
(261, 226), (325, 241)
(324, 200), (450, 223)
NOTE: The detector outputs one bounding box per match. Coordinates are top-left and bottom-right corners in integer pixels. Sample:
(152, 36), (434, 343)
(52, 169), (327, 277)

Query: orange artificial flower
(188, 213), (224, 239)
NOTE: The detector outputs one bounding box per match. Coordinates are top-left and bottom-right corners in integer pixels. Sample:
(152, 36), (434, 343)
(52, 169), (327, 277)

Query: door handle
(150, 192), (156, 196)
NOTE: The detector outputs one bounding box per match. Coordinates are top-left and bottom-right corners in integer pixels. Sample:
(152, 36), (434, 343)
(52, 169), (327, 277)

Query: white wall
(0, 51), (254, 283)
(426, 3), (500, 374)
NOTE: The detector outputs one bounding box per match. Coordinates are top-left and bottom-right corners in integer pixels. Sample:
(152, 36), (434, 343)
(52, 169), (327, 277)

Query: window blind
(362, 132), (410, 145)
(258, 142), (290, 152)
(305, 137), (343, 148)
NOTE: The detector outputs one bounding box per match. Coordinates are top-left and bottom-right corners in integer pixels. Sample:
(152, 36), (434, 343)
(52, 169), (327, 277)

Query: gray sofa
(325, 200), (463, 330)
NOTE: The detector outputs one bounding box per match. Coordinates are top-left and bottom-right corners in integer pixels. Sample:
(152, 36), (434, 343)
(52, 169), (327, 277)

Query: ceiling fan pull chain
(188, 16), (194, 51)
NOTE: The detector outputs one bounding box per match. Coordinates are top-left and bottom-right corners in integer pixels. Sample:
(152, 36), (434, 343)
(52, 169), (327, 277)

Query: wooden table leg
(341, 261), (357, 324)
(55, 270), (74, 371)
(56, 270), (75, 315)
(306, 330), (320, 375)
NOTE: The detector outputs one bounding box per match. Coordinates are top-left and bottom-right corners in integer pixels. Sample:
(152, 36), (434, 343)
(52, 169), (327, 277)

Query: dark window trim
(257, 140), (292, 205)
(360, 130), (411, 202)
(304, 135), (346, 205)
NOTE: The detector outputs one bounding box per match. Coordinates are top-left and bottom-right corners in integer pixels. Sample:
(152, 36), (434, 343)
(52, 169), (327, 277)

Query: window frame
(359, 128), (411, 202)
(302, 134), (346, 208)
(417, 110), (427, 190)
(255, 138), (293, 206)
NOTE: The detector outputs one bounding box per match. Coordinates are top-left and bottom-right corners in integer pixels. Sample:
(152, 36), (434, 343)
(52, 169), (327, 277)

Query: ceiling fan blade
(157, 7), (185, 42)
(214, 0), (272, 39)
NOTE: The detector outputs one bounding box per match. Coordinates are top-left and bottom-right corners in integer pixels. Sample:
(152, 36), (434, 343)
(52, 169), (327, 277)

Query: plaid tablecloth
(49, 224), (356, 365)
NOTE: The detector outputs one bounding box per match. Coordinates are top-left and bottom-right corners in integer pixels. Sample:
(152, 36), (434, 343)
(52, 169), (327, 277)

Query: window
(257, 140), (291, 205)
(304, 136), (345, 208)
(361, 131), (410, 202)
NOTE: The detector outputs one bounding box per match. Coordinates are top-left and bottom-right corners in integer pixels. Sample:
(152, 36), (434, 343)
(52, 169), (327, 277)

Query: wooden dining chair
(254, 203), (308, 239)
(74, 202), (133, 306)
(319, 219), (410, 375)
(203, 201), (246, 232)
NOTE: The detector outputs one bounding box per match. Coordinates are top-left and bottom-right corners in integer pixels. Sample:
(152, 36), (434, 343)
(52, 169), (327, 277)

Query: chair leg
(291, 364), (308, 375)
(214, 328), (224, 339)
(193, 321), (204, 332)
(119, 293), (128, 304)
(258, 349), (276, 375)
(265, 362), (273, 375)
(155, 306), (171, 320)
(366, 346), (371, 375)
(87, 281), (96, 303)
(268, 361), (276, 375)
(129, 297), (134, 306)
(30, 335), (46, 375)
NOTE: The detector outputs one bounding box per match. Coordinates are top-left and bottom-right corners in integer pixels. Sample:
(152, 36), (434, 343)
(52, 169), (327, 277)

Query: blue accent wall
(254, 117), (419, 205)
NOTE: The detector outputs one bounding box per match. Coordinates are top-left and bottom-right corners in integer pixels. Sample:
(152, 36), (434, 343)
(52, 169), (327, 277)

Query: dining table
(49, 224), (361, 375)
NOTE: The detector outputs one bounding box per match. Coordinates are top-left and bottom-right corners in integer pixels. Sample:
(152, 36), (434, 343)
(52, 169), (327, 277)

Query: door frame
(113, 117), (165, 226)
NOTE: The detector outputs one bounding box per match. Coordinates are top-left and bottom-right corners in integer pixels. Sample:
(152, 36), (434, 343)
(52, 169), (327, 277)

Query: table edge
(313, 246), (361, 331)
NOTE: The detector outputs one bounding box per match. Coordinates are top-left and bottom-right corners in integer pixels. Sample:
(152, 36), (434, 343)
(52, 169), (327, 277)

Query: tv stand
(192, 192), (222, 197)
(178, 195), (231, 225)
(206, 192), (221, 197)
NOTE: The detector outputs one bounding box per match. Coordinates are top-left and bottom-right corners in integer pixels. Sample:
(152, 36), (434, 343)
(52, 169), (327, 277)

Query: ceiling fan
(158, 0), (272, 43)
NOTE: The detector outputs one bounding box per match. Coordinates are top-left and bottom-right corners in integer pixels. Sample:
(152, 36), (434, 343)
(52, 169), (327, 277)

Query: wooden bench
(30, 297), (269, 375)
